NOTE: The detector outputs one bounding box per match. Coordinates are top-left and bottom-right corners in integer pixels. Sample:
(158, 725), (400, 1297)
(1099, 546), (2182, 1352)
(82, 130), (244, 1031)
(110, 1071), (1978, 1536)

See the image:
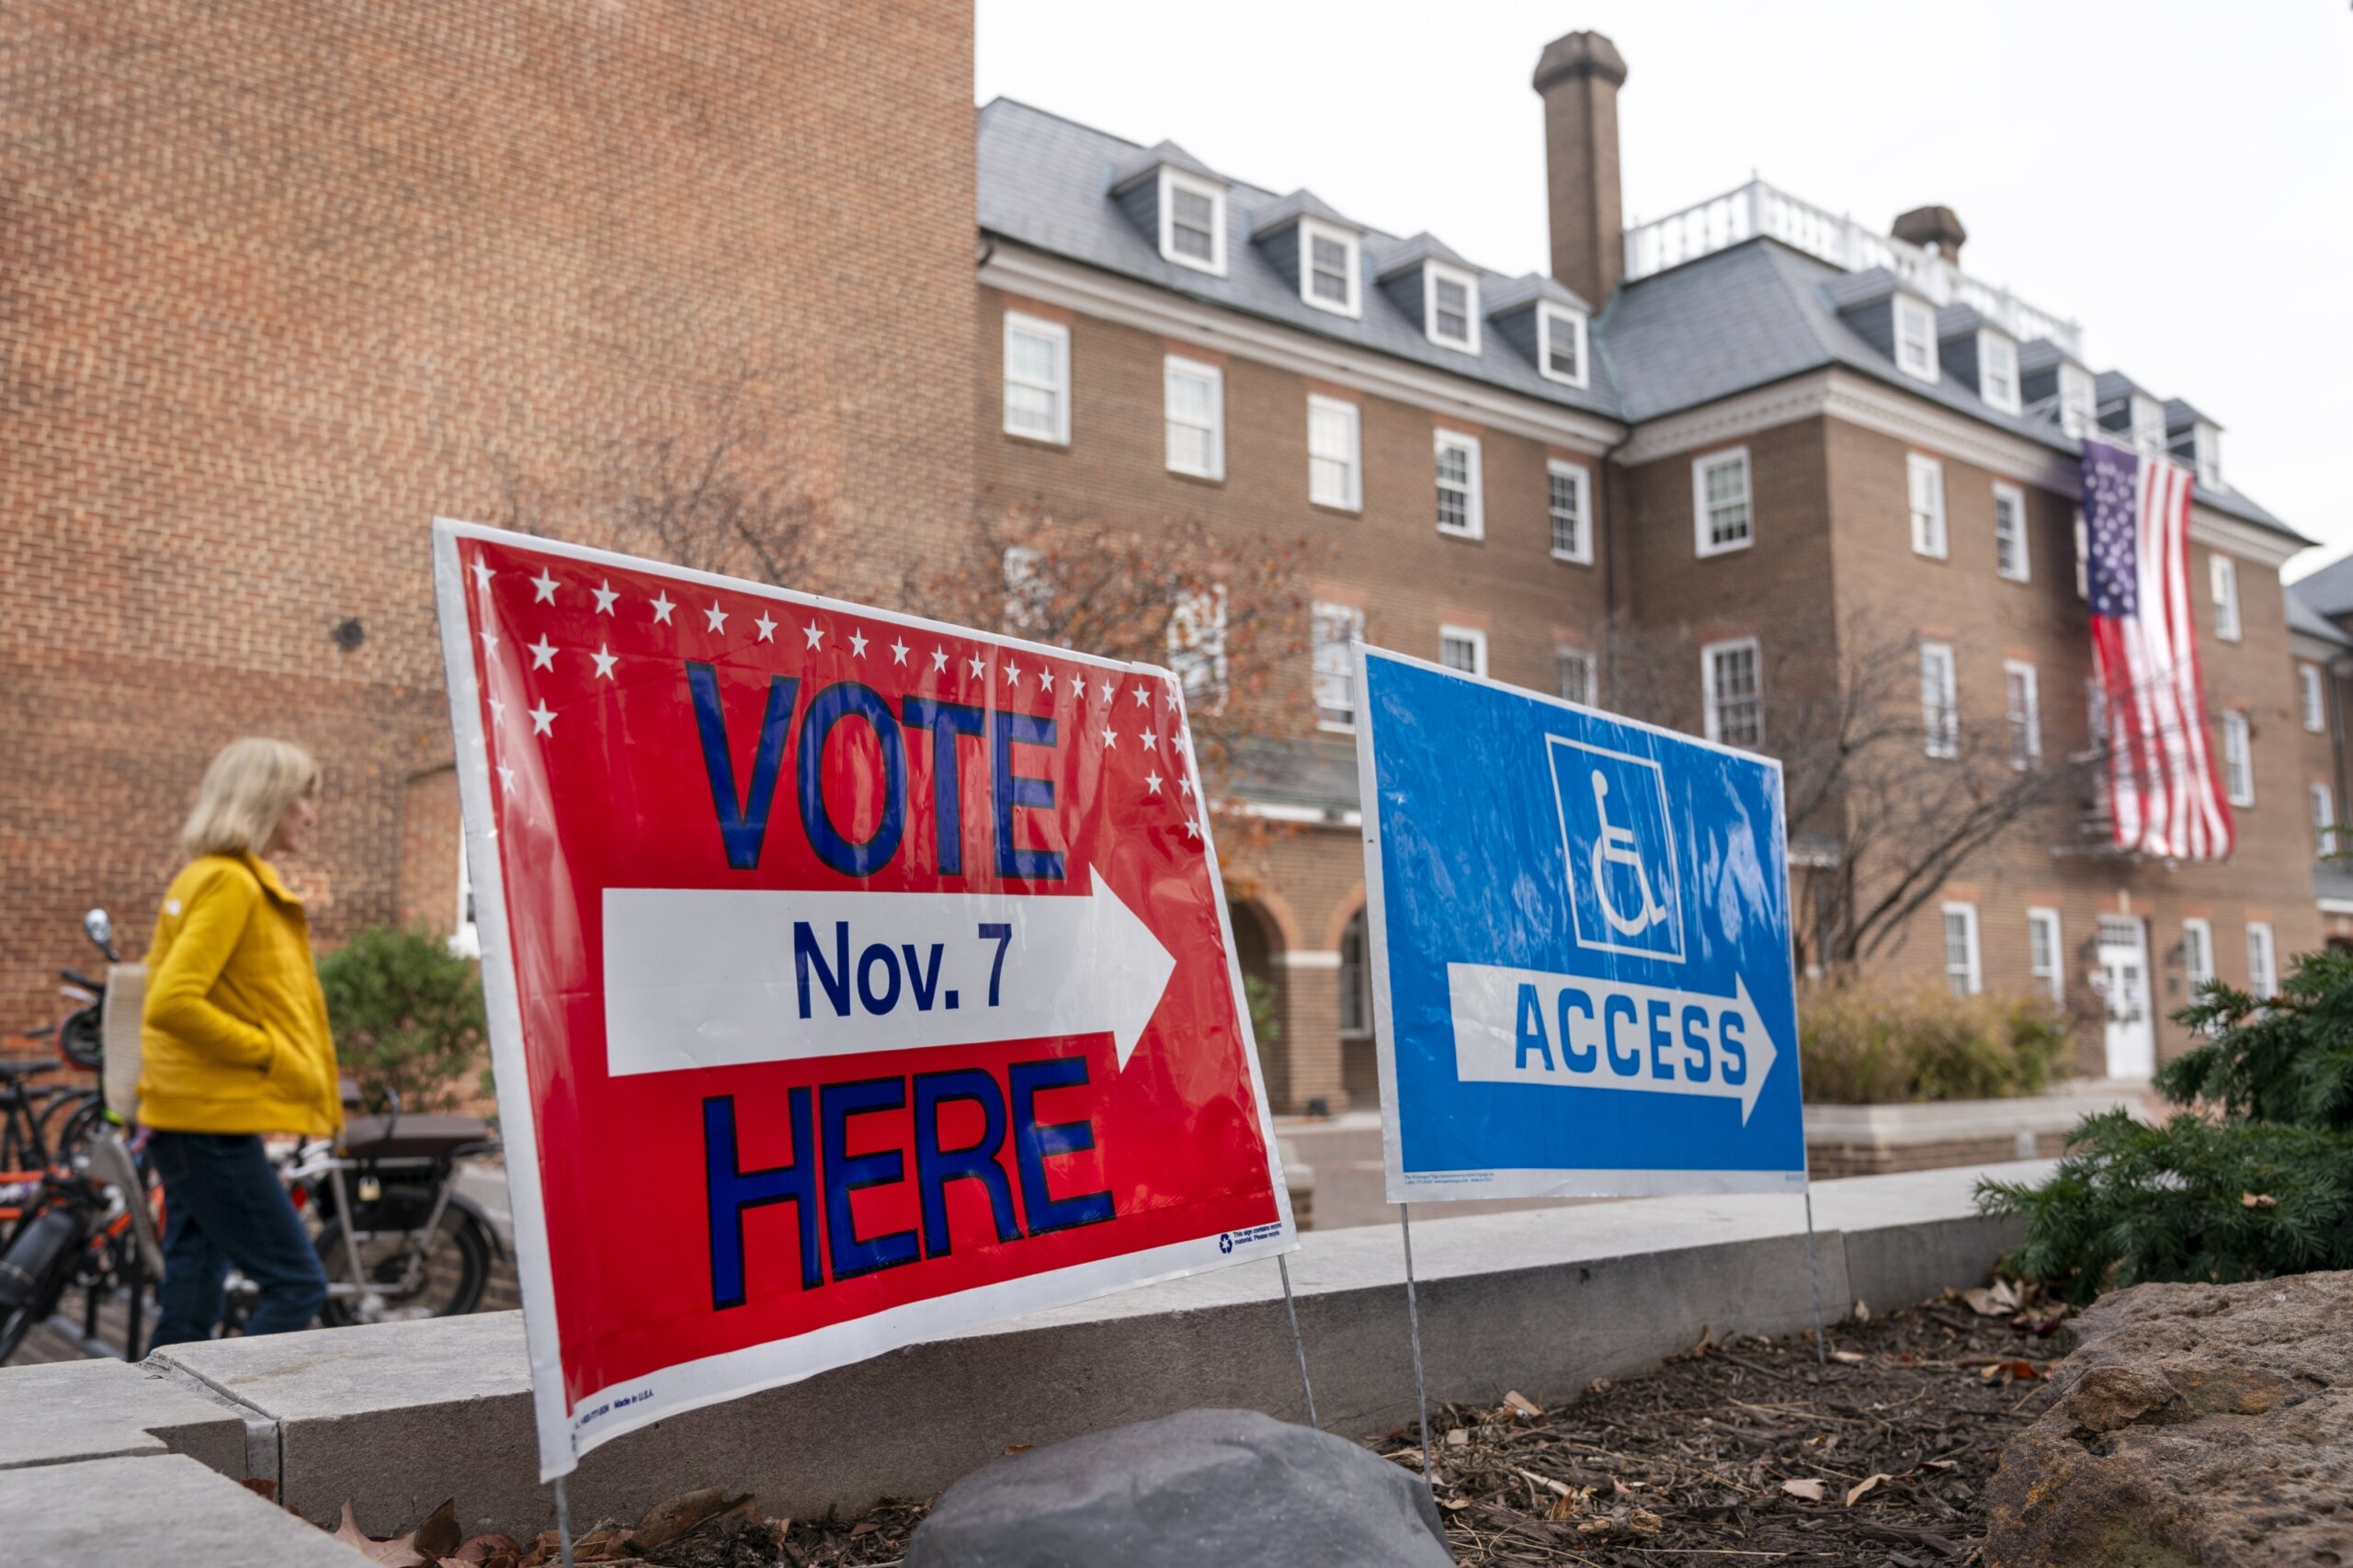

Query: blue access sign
(1353, 646), (1807, 1200)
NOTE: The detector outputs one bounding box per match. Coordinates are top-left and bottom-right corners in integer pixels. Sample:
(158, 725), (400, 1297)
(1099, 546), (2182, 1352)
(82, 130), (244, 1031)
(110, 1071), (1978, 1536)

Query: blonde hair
(181, 739), (321, 859)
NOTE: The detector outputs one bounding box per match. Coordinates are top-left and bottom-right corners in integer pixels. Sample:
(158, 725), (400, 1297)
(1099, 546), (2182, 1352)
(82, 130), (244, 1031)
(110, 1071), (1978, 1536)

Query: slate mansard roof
(977, 99), (1620, 419)
(976, 98), (2303, 544)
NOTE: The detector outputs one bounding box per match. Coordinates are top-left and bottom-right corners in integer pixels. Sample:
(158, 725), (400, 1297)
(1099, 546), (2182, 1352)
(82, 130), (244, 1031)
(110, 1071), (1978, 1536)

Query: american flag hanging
(2084, 439), (2233, 860)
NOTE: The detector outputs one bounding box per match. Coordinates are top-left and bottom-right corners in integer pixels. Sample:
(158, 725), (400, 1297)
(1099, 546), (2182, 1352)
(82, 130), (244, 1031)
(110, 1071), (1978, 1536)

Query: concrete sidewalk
(0, 1158), (2046, 1545)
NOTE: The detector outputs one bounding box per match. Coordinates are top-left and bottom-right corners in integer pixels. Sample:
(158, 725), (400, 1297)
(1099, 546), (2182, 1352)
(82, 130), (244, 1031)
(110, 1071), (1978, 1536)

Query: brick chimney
(1892, 205), (1967, 264)
(1533, 29), (1630, 309)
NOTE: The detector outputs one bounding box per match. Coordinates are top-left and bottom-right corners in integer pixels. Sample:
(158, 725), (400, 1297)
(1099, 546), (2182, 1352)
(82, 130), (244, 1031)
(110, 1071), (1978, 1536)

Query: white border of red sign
(430, 519), (1296, 1481)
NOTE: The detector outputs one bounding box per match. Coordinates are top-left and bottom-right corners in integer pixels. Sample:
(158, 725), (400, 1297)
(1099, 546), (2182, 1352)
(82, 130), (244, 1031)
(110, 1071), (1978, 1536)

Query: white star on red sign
(1039, 668), (1055, 694)
(705, 602), (729, 632)
(968, 653), (986, 678)
(472, 559), (494, 591)
(1141, 731), (1157, 751)
(591, 645), (617, 681)
(1131, 687), (1151, 709)
(1144, 771), (1163, 794)
(891, 639), (909, 665)
(849, 629), (869, 658)
(1101, 727), (1118, 748)
(932, 647), (949, 673)
(1006, 661), (1022, 687)
(593, 581), (618, 615)
(480, 630), (499, 657)
(529, 701), (555, 736)
(1098, 677), (1116, 702)
(530, 570), (559, 604)
(496, 763), (516, 792)
(803, 621), (824, 650)
(650, 592), (676, 625)
(488, 697), (505, 722)
(528, 635), (556, 671)
(1184, 817), (1201, 839)
(755, 612), (777, 642)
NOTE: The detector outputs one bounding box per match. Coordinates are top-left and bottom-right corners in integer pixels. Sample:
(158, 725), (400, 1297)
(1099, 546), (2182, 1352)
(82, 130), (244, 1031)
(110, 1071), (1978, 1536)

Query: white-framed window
(1424, 261), (1481, 353)
(1002, 312), (1070, 444)
(2181, 917), (2214, 994)
(1941, 902), (1983, 996)
(1555, 645), (1594, 706)
(2131, 394), (2166, 456)
(1435, 430), (1483, 540)
(1692, 448), (1753, 557)
(2059, 363), (2097, 438)
(1338, 910), (1370, 1037)
(1298, 218), (1361, 318)
(1993, 483), (2029, 582)
(1894, 295), (1939, 381)
(2314, 782), (2337, 857)
(2222, 710), (2254, 806)
(1537, 303), (1589, 388)
(1312, 602), (1365, 733)
(1158, 167), (1226, 276)
(2194, 424), (2222, 489)
(1547, 460), (1592, 563)
(2210, 553), (2241, 642)
(2073, 509), (2089, 600)
(1002, 544), (1050, 632)
(2027, 907), (2063, 1001)
(2005, 660), (2041, 770)
(1163, 356), (1223, 480)
(1920, 641), (1959, 758)
(1438, 624), (1488, 677)
(1703, 636), (1763, 747)
(2302, 665), (2326, 733)
(1907, 452), (1948, 558)
(1168, 585), (1228, 711)
(1307, 395), (1362, 512)
(1978, 331), (2021, 414)
(2246, 922), (2278, 999)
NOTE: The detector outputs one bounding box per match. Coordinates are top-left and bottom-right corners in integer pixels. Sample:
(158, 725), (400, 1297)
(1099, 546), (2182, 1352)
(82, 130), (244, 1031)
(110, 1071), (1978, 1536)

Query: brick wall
(0, 0), (975, 1020)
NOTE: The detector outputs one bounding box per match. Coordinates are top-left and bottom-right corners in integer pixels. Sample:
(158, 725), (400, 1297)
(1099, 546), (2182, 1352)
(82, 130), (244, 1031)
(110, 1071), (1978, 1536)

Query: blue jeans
(148, 1131), (326, 1347)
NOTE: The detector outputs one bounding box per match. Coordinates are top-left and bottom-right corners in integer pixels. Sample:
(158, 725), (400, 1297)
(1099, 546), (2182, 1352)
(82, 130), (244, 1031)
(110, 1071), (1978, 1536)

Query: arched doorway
(1338, 907), (1377, 1107)
(1225, 896), (1288, 1108)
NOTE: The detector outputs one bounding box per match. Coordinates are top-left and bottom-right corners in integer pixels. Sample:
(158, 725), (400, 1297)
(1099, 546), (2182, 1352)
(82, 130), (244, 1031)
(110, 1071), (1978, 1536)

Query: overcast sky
(976, 1), (2353, 575)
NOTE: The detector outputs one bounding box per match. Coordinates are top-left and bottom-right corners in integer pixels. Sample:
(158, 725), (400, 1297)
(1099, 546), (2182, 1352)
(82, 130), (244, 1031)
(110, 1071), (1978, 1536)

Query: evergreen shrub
(317, 924), (488, 1113)
(1978, 947), (2353, 1302)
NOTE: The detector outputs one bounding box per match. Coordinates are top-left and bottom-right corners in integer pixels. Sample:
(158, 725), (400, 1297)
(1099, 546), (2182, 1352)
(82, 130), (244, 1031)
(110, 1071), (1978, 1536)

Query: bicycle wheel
(314, 1206), (491, 1326)
(45, 1093), (105, 1165)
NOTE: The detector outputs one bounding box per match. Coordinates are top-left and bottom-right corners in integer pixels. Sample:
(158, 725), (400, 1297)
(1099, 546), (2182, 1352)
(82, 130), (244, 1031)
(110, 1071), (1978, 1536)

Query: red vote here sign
(429, 521), (1294, 1478)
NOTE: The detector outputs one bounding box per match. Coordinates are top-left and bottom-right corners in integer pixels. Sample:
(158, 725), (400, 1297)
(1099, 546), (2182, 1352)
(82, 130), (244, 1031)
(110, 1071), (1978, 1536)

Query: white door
(2097, 916), (2154, 1078)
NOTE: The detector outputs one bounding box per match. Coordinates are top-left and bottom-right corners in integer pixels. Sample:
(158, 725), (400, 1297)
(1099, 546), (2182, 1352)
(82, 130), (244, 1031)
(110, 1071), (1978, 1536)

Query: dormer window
(2131, 394), (2165, 455)
(1425, 261), (1481, 353)
(2195, 423), (2222, 488)
(2059, 363), (2096, 437)
(1893, 296), (1938, 381)
(1977, 331), (2020, 414)
(1537, 303), (1588, 388)
(1159, 168), (1226, 276)
(1298, 217), (1360, 318)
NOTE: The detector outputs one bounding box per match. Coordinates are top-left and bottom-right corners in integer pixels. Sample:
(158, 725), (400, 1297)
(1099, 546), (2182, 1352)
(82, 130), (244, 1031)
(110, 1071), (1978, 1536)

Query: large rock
(1984, 1270), (2353, 1567)
(904, 1407), (1451, 1568)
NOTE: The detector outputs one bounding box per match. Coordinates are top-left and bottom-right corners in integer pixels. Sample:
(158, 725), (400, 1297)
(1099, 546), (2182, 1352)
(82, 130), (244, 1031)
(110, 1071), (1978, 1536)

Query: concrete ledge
(0, 1453), (368, 1566)
(1803, 1082), (2147, 1144)
(96, 1159), (2047, 1537)
(0, 1358), (249, 1477)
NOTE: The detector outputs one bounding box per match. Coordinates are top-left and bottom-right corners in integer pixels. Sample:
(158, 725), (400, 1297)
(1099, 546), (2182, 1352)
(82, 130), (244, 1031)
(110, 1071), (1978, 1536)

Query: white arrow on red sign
(600, 869), (1176, 1077)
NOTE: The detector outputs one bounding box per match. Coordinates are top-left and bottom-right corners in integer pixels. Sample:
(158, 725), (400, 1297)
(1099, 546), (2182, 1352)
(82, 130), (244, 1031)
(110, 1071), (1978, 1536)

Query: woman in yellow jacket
(141, 738), (343, 1346)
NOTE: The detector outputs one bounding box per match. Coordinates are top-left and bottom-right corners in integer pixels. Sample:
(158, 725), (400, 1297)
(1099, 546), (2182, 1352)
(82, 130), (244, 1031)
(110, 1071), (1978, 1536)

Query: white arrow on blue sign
(1352, 645), (1808, 1200)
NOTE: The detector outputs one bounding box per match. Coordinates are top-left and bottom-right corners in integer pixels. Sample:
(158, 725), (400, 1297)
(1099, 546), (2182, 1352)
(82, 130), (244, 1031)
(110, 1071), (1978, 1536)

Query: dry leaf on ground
(1844, 1472), (1892, 1507)
(1781, 1478), (1827, 1501)
(331, 1501), (426, 1567)
(1502, 1390), (1543, 1419)
(1830, 1349), (1867, 1365)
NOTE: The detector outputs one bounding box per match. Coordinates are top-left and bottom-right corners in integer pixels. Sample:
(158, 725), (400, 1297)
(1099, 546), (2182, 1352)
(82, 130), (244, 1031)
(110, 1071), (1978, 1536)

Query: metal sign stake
(1399, 1202), (1433, 1486)
(553, 1476), (576, 1568)
(1276, 1254), (1320, 1429)
(1801, 1188), (1826, 1366)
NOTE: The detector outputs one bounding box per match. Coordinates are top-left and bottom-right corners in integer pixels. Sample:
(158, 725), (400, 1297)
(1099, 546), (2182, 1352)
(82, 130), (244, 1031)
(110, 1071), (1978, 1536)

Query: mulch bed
(1372, 1292), (2067, 1565)
(334, 1292), (2062, 1566)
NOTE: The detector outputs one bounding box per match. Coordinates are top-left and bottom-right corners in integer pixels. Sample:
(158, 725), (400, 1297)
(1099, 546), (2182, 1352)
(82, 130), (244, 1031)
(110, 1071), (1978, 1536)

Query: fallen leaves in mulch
(1375, 1283), (2071, 1565)
(316, 1486), (927, 1568)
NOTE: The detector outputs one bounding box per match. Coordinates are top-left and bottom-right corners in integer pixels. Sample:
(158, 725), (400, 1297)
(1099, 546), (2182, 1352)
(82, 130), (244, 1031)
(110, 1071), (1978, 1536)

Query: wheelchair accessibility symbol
(1548, 735), (1686, 962)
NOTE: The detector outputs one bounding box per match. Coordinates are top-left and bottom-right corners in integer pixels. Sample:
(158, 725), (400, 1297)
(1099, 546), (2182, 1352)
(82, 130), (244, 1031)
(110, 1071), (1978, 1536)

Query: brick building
(2, 10), (2325, 1116)
(972, 28), (2320, 1109)
(0, 0), (976, 1026)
